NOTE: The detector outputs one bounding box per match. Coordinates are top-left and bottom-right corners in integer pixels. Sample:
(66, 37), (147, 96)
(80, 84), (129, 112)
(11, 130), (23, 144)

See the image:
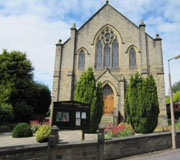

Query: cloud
(0, 0), (180, 95)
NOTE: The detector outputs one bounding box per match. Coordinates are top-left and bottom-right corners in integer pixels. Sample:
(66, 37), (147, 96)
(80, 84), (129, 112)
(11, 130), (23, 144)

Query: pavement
(118, 149), (180, 160)
(0, 130), (97, 147)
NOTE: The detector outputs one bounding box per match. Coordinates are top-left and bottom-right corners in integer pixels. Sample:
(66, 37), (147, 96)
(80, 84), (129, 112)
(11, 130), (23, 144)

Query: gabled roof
(63, 1), (154, 45)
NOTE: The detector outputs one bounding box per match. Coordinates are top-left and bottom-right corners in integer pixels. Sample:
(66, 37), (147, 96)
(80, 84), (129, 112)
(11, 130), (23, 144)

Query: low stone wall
(0, 130), (180, 160)
(0, 143), (48, 160)
(56, 141), (98, 160)
(104, 131), (180, 159)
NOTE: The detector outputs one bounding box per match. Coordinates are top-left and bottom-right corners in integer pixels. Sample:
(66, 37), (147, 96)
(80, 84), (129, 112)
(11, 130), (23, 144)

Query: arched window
(112, 39), (119, 68)
(129, 48), (136, 68)
(95, 26), (120, 69)
(103, 85), (113, 96)
(96, 40), (102, 69)
(78, 50), (85, 69)
(104, 45), (110, 68)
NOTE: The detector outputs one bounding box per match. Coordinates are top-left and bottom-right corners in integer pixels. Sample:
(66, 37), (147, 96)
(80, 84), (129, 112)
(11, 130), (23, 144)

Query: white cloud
(0, 0), (180, 95)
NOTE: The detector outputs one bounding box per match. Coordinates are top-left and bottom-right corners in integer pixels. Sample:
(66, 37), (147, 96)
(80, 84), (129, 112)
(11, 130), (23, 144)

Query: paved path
(0, 131), (97, 147)
(119, 149), (180, 160)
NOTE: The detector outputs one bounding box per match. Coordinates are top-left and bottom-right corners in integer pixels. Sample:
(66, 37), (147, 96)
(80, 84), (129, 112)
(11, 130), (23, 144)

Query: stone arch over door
(103, 84), (114, 114)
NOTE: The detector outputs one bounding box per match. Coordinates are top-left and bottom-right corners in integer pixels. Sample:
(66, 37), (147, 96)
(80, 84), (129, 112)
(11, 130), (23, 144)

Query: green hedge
(12, 123), (33, 138)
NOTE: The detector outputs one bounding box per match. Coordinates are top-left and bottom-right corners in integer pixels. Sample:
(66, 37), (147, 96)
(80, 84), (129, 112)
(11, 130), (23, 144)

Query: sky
(0, 0), (180, 95)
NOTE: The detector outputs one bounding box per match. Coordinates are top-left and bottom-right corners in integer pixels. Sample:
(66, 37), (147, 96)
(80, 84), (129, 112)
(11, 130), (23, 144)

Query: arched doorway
(103, 84), (114, 114)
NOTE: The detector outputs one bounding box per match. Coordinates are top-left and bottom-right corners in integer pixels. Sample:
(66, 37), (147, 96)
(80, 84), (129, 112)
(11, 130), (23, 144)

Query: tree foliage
(0, 50), (51, 122)
(74, 68), (103, 132)
(125, 73), (159, 133)
(172, 81), (180, 93)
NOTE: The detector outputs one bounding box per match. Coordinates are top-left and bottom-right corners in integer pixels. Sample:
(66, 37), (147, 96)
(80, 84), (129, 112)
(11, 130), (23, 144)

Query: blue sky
(0, 0), (180, 95)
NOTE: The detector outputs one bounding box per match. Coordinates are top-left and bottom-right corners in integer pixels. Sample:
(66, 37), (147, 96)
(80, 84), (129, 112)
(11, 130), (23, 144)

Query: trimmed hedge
(36, 125), (51, 143)
(12, 123), (33, 138)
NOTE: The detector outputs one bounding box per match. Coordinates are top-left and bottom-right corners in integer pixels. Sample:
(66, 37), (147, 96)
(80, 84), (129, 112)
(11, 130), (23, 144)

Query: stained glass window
(104, 45), (110, 68)
(78, 50), (85, 69)
(103, 85), (113, 96)
(112, 40), (119, 68)
(96, 40), (102, 69)
(129, 48), (136, 68)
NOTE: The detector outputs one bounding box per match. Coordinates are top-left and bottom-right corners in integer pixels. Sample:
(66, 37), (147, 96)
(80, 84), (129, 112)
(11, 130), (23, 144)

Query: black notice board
(52, 101), (90, 130)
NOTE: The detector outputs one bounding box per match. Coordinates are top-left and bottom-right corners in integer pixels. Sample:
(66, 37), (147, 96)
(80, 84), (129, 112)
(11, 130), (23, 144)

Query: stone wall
(0, 144), (48, 160)
(56, 141), (98, 160)
(0, 131), (180, 160)
(105, 131), (180, 159)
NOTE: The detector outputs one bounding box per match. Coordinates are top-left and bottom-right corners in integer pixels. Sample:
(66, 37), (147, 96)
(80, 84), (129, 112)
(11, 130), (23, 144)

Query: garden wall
(0, 143), (48, 160)
(0, 131), (180, 160)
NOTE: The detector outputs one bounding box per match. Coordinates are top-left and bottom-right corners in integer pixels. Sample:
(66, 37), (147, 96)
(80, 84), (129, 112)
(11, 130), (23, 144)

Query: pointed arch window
(103, 84), (113, 96)
(112, 39), (119, 68)
(95, 27), (120, 69)
(104, 45), (110, 68)
(78, 50), (85, 69)
(96, 40), (102, 69)
(129, 48), (136, 68)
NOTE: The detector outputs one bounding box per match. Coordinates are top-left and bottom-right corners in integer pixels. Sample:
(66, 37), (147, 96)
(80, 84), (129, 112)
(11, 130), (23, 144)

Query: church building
(52, 1), (167, 125)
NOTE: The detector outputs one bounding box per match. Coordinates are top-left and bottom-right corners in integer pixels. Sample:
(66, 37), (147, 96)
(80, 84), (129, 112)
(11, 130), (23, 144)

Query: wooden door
(103, 85), (114, 114)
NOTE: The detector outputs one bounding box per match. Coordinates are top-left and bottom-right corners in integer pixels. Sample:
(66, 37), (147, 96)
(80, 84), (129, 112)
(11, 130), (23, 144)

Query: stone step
(100, 114), (114, 127)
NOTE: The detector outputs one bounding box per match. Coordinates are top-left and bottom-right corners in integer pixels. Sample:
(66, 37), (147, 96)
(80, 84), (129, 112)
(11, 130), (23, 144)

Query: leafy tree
(74, 68), (103, 132)
(172, 81), (180, 93)
(173, 91), (180, 103)
(0, 49), (51, 122)
(125, 73), (159, 133)
(31, 82), (51, 114)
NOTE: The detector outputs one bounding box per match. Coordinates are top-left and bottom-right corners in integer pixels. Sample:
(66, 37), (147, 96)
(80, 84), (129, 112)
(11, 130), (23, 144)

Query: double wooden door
(103, 85), (114, 114)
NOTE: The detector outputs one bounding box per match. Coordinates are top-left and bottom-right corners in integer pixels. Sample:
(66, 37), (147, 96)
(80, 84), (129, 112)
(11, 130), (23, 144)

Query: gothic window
(78, 50), (85, 69)
(103, 85), (113, 96)
(104, 45), (110, 68)
(95, 26), (119, 69)
(129, 48), (136, 68)
(112, 39), (119, 68)
(96, 40), (102, 69)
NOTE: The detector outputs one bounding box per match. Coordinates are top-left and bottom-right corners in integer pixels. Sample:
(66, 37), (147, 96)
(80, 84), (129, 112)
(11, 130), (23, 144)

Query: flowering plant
(105, 122), (134, 139)
(30, 120), (49, 133)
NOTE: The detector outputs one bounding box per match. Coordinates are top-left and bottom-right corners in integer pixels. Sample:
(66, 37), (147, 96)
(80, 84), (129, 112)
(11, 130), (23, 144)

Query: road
(118, 149), (180, 160)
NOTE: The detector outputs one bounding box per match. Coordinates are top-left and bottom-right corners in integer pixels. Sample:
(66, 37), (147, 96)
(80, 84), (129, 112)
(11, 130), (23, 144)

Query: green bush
(125, 73), (159, 133)
(12, 123), (33, 138)
(13, 101), (33, 122)
(0, 123), (17, 133)
(74, 68), (103, 132)
(0, 103), (14, 124)
(36, 125), (51, 143)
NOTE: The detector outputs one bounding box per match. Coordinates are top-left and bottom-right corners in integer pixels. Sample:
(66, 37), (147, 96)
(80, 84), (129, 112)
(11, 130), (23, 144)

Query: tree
(173, 91), (180, 103)
(0, 50), (51, 122)
(125, 73), (159, 133)
(74, 68), (103, 132)
(172, 81), (180, 93)
(31, 82), (51, 114)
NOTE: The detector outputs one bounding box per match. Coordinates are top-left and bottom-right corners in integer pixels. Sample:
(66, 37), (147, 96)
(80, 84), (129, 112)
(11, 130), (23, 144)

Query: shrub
(0, 103), (14, 124)
(13, 101), (33, 122)
(105, 122), (134, 139)
(12, 123), (33, 138)
(36, 125), (51, 143)
(125, 73), (159, 133)
(0, 123), (17, 133)
(74, 68), (103, 132)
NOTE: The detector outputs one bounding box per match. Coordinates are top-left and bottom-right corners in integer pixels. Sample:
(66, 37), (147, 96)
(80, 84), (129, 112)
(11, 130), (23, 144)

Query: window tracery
(95, 26), (119, 69)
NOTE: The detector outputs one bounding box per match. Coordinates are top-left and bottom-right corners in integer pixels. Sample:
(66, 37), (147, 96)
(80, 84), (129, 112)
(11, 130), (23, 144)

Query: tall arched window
(96, 40), (102, 69)
(112, 39), (119, 68)
(78, 50), (85, 69)
(104, 45), (110, 68)
(95, 27), (120, 69)
(129, 48), (136, 68)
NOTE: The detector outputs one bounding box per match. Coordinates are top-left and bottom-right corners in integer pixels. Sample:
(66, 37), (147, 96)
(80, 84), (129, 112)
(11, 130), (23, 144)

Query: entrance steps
(100, 114), (114, 127)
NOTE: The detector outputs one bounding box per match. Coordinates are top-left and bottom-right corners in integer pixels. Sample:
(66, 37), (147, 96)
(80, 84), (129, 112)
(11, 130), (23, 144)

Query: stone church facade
(52, 1), (167, 125)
